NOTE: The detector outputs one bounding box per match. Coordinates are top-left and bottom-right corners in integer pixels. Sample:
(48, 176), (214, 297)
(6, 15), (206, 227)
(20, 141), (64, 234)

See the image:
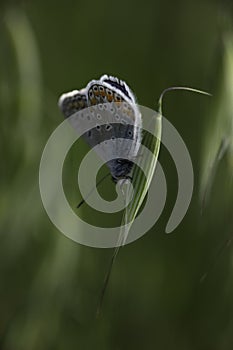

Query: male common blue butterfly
(58, 76), (143, 313)
(58, 75), (142, 183)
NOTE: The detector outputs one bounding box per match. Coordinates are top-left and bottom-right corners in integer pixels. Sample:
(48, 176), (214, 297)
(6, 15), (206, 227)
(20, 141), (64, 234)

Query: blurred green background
(1, 0), (233, 349)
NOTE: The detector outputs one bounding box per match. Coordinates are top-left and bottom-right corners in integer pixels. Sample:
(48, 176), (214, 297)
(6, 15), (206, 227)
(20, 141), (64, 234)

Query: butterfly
(58, 74), (142, 183)
(58, 75), (142, 315)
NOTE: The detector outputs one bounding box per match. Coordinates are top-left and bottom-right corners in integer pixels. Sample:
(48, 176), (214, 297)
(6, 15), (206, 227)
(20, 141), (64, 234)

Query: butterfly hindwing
(58, 75), (142, 180)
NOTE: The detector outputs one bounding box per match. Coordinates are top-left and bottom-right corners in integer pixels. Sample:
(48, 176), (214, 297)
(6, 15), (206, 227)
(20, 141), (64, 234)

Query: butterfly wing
(58, 76), (142, 178)
(58, 88), (89, 117)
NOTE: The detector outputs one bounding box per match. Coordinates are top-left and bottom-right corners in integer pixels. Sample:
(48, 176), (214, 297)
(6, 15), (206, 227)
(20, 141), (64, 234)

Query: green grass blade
(200, 33), (233, 208)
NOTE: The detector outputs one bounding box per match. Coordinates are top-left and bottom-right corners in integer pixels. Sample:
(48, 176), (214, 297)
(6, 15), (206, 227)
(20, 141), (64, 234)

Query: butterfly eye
(89, 90), (94, 98)
(111, 136), (116, 140)
(99, 86), (104, 91)
(97, 114), (102, 120)
(116, 95), (121, 101)
(128, 130), (133, 136)
(96, 124), (101, 131)
(93, 86), (98, 91)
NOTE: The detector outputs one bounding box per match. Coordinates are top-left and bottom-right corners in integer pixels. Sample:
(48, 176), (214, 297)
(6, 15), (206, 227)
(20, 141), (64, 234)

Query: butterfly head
(107, 158), (134, 183)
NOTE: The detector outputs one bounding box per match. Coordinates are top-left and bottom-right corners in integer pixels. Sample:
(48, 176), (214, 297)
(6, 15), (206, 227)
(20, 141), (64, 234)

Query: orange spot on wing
(107, 94), (113, 102)
(94, 90), (100, 96)
(90, 97), (97, 105)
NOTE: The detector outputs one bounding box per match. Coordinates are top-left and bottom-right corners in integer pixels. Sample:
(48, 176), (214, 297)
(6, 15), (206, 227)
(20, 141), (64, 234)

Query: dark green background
(1, 0), (233, 349)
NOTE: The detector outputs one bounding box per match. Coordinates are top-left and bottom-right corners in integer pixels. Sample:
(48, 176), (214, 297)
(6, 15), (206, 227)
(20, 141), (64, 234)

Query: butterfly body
(58, 75), (142, 182)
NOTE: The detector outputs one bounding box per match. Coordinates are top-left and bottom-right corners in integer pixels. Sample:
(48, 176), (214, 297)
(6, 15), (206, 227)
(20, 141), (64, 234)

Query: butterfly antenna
(157, 86), (211, 115)
(77, 173), (111, 209)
